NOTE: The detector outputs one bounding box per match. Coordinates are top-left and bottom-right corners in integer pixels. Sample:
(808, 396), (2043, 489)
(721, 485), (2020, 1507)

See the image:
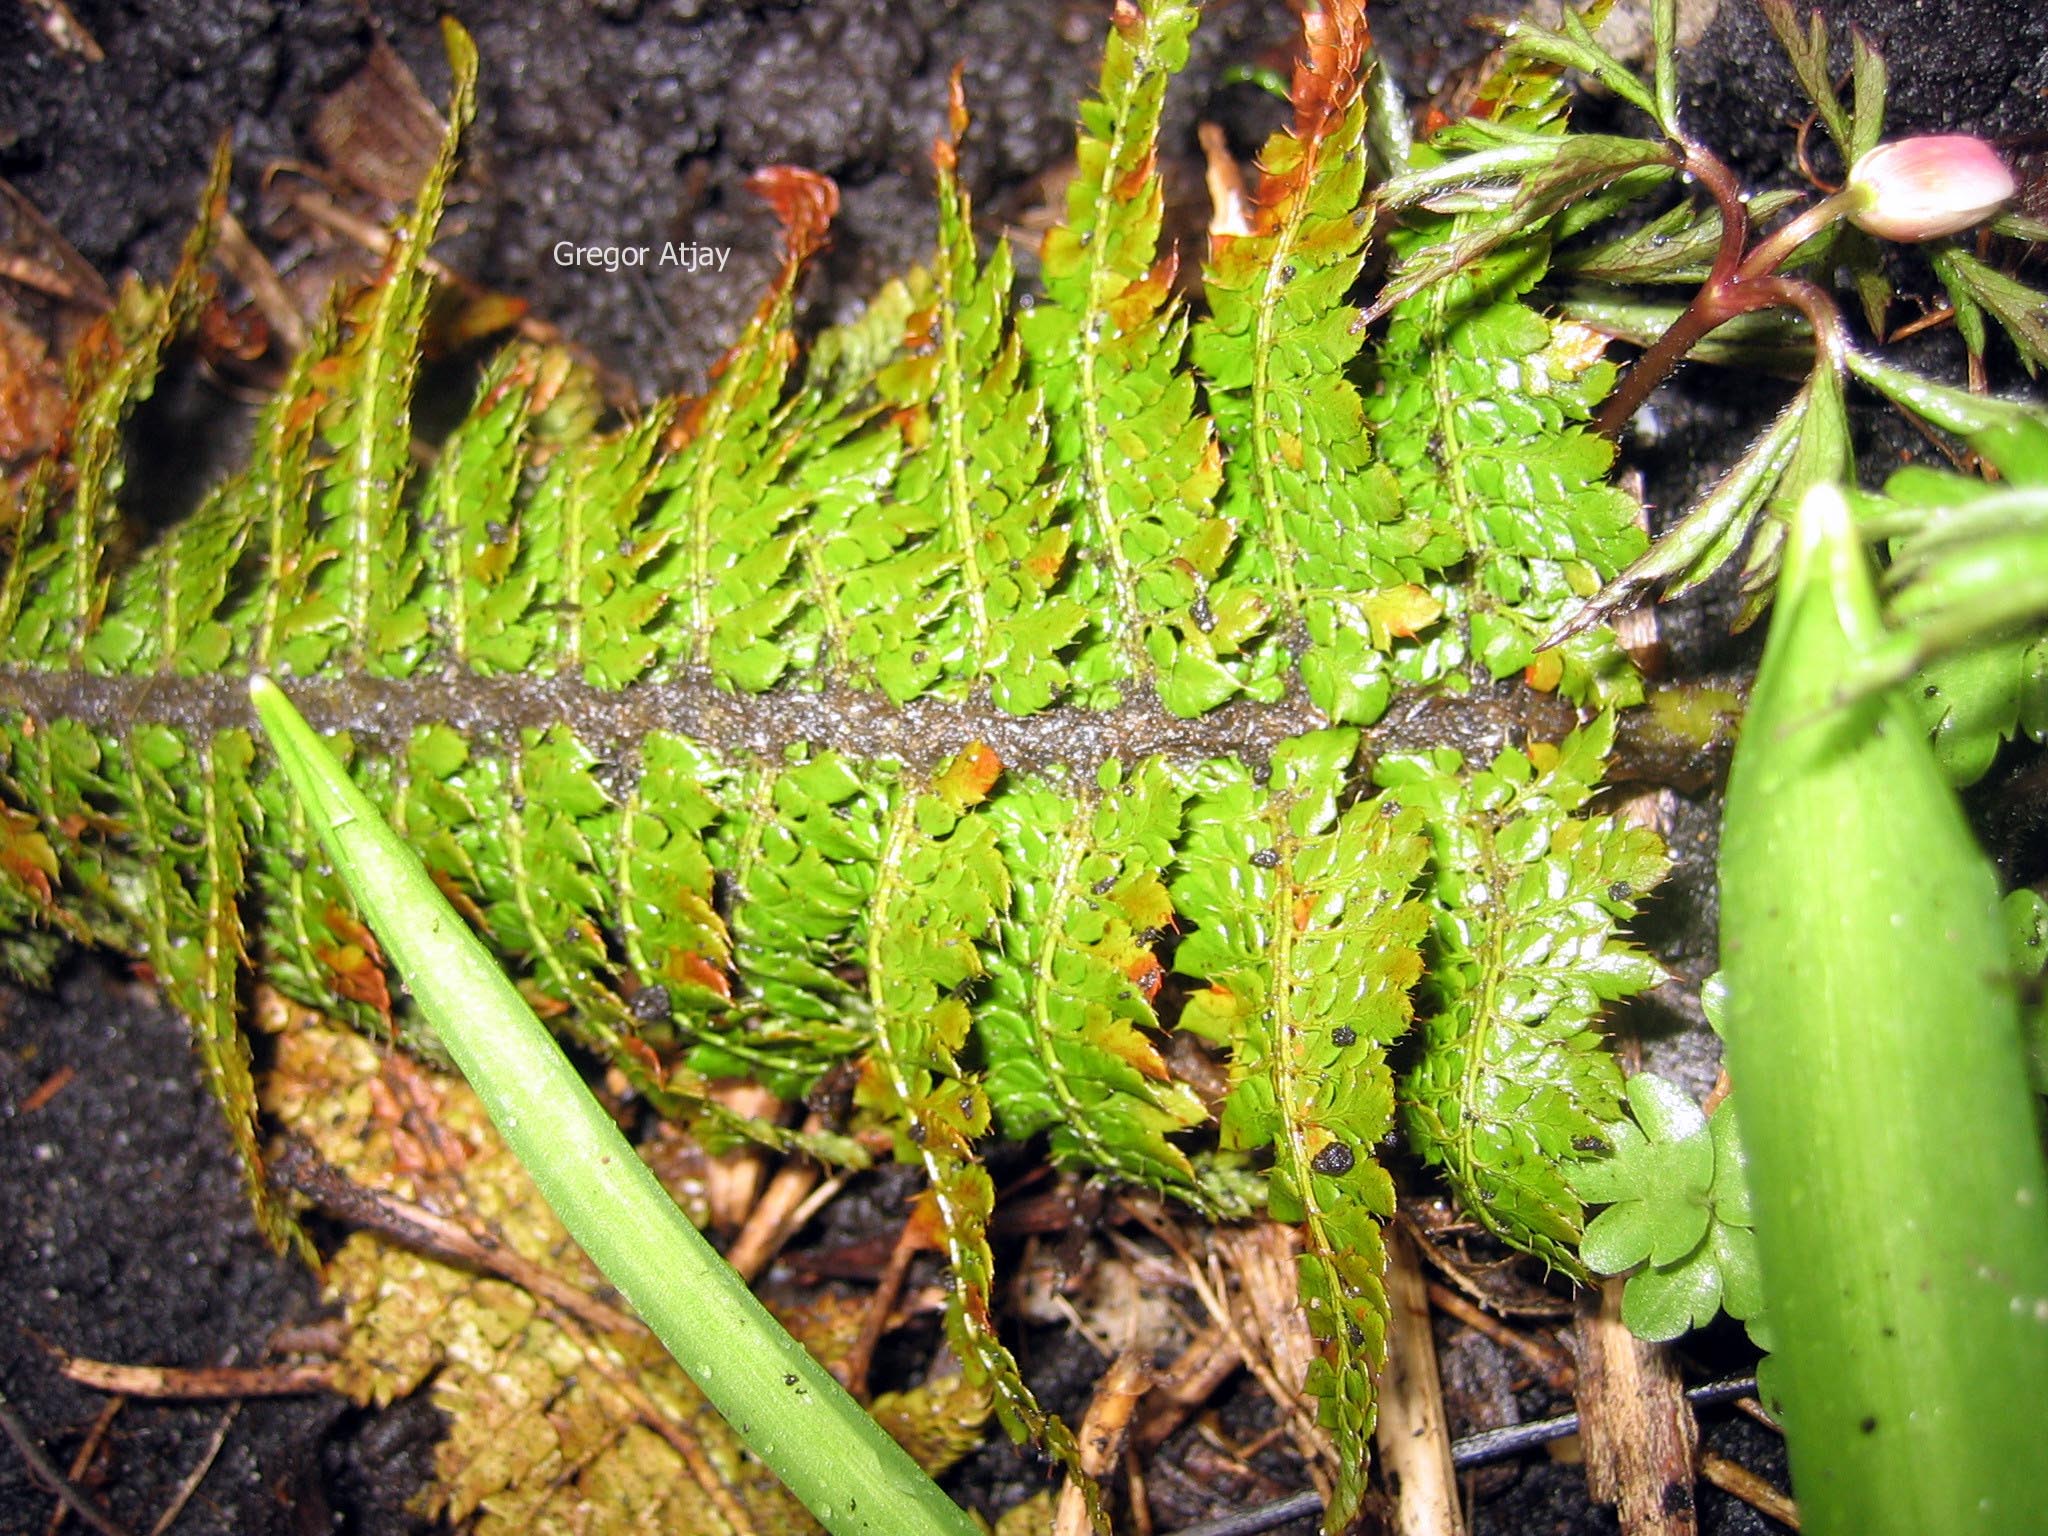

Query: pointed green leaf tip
(246, 676), (979, 1536)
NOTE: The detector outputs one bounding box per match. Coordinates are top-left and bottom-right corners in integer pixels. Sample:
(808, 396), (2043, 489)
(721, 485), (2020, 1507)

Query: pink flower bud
(1845, 134), (2016, 242)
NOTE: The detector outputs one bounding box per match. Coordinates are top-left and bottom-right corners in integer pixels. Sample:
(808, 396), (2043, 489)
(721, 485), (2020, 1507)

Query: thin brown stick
(57, 1358), (334, 1401)
(43, 1395), (120, 1536)
(1573, 1279), (1699, 1536)
(0, 253), (102, 308)
(724, 1159), (820, 1278)
(146, 1404), (239, 1536)
(1054, 1351), (1151, 1536)
(0, 1388), (134, 1536)
(1124, 1442), (1154, 1536)
(211, 211), (306, 354)
(1378, 1224), (1465, 1536)
(1425, 1283), (1575, 1392)
(1190, 1231), (1331, 1505)
(21, 1066), (75, 1114)
(269, 1140), (642, 1338)
(1134, 1322), (1242, 1452)
(19, 0), (103, 61)
(704, 1084), (783, 1233)
(842, 1213), (926, 1402)
(1700, 1452), (1799, 1529)
(1734, 1396), (1784, 1434)
(1400, 1217), (1574, 1319)
(722, 1119), (842, 1283)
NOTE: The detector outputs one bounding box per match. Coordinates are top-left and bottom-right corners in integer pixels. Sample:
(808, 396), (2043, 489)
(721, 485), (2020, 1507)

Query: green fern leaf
(979, 756), (1208, 1203)
(248, 727), (402, 1041)
(1020, 0), (1253, 716)
(417, 347), (550, 674)
(1365, 82), (1648, 706)
(647, 169), (836, 691)
(288, 26), (474, 678)
(0, 143), (228, 666)
(1173, 730), (1431, 1533)
(1194, 0), (1448, 724)
(127, 727), (281, 1244)
(1374, 715), (1668, 1272)
(0, 12), (1703, 1506)
(855, 81), (1083, 712)
(1369, 221), (1644, 702)
(523, 412), (671, 687)
(849, 743), (1083, 1464)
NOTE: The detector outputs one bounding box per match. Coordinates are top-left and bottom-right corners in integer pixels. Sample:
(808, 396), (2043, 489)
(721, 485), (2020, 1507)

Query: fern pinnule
(1196, 0), (1446, 726)
(1020, 0), (1257, 717)
(1172, 729), (1433, 1532)
(1375, 716), (1669, 1274)
(858, 72), (1083, 713)
(980, 757), (1210, 1204)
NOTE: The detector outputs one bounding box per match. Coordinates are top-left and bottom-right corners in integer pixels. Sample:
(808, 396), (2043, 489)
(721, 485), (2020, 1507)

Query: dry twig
(1424, 1282), (1575, 1392)
(722, 1118), (844, 1283)
(56, 1358), (334, 1401)
(1055, 1351), (1152, 1536)
(0, 1387), (133, 1536)
(270, 1139), (641, 1338)
(1573, 1279), (1699, 1536)
(1700, 1452), (1799, 1529)
(1376, 1224), (1465, 1536)
(42, 1395), (120, 1536)
(146, 1405), (239, 1536)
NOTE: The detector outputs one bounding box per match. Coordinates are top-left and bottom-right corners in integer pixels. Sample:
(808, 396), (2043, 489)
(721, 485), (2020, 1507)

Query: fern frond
(646, 168), (838, 691)
(853, 77), (1083, 712)
(0, 142), (228, 665)
(1195, 0), (1449, 725)
(0, 11), (1705, 1503)
(1367, 217), (1644, 703)
(849, 743), (1084, 1464)
(275, 27), (475, 678)
(248, 727), (398, 1041)
(523, 412), (671, 686)
(980, 757), (1209, 1204)
(1365, 68), (1648, 706)
(128, 727), (278, 1243)
(1173, 730), (1431, 1533)
(1020, 0), (1254, 716)
(418, 346), (550, 674)
(1374, 716), (1668, 1272)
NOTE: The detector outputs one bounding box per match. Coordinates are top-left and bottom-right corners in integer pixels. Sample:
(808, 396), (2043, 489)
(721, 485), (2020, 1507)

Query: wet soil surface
(2, 1), (2044, 1533)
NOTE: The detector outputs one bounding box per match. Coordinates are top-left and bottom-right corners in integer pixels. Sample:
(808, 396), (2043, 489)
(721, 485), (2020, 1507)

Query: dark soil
(2, 2), (2044, 1534)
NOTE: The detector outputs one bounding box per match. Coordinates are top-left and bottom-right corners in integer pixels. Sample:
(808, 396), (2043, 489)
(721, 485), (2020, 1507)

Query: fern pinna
(0, 6), (1667, 1528)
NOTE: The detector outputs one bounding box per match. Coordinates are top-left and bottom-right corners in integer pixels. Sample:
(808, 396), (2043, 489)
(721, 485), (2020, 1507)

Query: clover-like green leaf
(1578, 1081), (1764, 1344)
(1577, 1073), (1713, 1271)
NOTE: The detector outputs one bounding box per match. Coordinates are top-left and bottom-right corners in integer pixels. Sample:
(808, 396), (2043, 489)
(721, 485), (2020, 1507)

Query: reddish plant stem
(1595, 140), (1846, 439)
